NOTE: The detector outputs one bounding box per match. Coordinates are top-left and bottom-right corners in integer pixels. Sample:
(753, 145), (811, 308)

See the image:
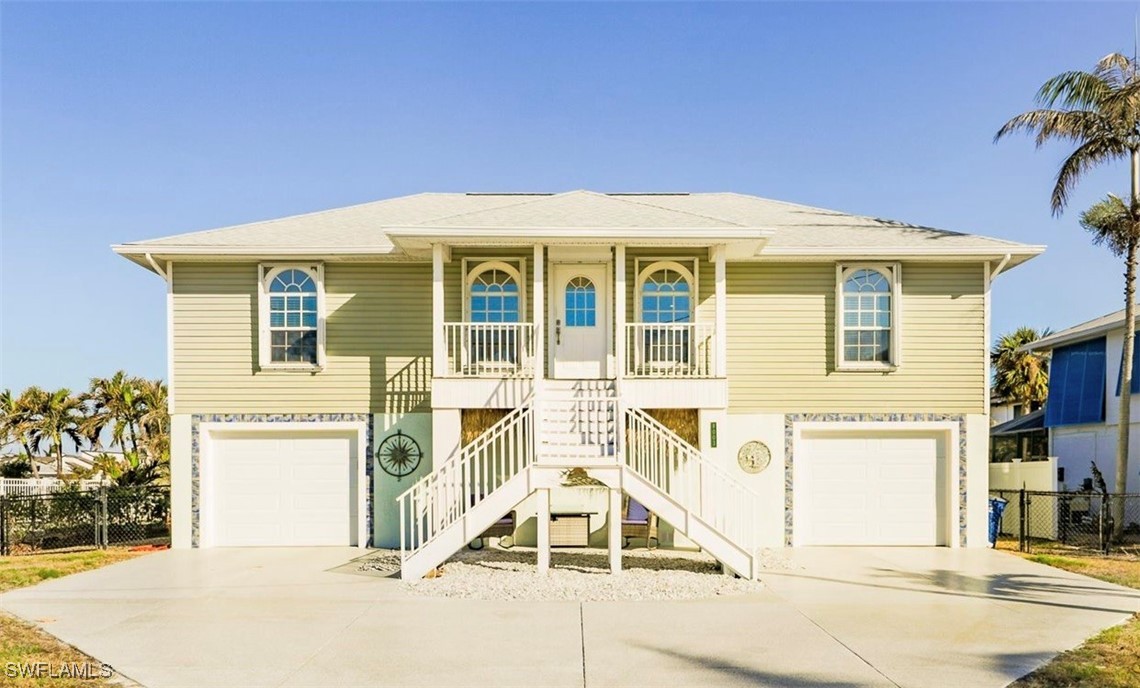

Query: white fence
(443, 322), (536, 377)
(0, 478), (106, 497)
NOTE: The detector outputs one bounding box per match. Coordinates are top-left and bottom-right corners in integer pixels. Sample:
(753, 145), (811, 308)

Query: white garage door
(797, 433), (942, 546)
(211, 433), (355, 546)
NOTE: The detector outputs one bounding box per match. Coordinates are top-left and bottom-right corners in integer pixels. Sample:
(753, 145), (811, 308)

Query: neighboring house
(1024, 309), (1140, 493)
(989, 408), (1049, 463)
(113, 190), (1042, 578)
(32, 452), (97, 478)
(990, 394), (1039, 426)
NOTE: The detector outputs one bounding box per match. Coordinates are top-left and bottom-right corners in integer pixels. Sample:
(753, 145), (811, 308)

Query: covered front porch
(385, 226), (770, 408)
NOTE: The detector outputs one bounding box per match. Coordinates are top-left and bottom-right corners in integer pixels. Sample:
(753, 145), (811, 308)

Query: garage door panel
(210, 433), (355, 547)
(798, 432), (943, 546)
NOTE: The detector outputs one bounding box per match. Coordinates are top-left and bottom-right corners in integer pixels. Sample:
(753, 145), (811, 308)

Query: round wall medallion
(737, 440), (771, 474)
(376, 430), (423, 480)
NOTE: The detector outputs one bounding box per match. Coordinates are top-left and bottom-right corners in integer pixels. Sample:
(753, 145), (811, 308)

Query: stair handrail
(625, 407), (760, 551)
(398, 405), (534, 563)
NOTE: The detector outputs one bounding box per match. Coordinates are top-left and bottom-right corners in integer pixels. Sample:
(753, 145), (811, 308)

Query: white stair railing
(625, 408), (758, 551)
(398, 406), (534, 564)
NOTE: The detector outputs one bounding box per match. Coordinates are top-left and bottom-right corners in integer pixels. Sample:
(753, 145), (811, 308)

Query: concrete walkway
(2, 547), (1139, 687)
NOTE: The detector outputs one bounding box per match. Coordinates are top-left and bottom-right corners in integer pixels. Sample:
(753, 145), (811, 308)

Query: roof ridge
(406, 190), (583, 227)
(577, 191), (752, 228)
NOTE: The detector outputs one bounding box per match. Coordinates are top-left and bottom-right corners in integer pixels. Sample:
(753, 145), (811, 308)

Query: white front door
(552, 263), (609, 379)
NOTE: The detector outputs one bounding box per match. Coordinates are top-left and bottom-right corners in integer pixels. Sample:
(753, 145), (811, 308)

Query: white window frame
(258, 263), (326, 371)
(462, 259), (527, 321)
(634, 258), (698, 322)
(835, 263), (901, 371)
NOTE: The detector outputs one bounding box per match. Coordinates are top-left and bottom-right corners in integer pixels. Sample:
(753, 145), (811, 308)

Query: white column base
(536, 488), (551, 575)
(608, 488), (622, 573)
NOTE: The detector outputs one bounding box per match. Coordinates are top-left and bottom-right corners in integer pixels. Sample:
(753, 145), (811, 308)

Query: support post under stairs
(608, 488), (622, 574)
(536, 488), (551, 575)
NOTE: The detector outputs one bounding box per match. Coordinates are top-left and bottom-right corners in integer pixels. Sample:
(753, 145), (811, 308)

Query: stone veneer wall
(190, 414), (374, 548)
(783, 413), (968, 547)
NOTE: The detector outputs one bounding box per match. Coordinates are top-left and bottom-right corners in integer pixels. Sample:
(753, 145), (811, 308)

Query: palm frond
(1036, 70), (1112, 109)
(1053, 137), (1130, 215)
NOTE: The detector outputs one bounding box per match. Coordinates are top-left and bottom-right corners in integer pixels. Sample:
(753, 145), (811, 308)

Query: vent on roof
(606, 192), (691, 196)
(464, 192), (555, 196)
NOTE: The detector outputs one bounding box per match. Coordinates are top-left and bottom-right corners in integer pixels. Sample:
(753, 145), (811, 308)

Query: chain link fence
(0, 485), (170, 556)
(991, 489), (1140, 556)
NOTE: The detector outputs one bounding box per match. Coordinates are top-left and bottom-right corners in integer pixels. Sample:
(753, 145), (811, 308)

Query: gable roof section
(113, 190), (1044, 269)
(1023, 308), (1131, 352)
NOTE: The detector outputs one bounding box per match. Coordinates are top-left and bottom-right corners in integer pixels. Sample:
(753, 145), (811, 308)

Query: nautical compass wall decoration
(376, 430), (423, 480)
(737, 440), (771, 474)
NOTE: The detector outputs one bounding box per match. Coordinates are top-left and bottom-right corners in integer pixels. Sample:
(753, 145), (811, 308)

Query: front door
(552, 263), (609, 379)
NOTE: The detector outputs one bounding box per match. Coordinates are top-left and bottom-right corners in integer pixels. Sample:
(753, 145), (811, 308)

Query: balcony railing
(625, 322), (717, 378)
(443, 322), (536, 377)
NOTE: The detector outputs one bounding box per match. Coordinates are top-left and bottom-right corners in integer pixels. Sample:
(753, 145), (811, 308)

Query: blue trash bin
(988, 497), (1008, 547)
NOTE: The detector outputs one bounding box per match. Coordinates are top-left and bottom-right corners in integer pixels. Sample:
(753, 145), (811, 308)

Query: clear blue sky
(1, 2), (1134, 393)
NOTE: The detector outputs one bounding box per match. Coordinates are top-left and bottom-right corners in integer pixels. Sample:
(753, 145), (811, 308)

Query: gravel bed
(357, 547), (794, 601)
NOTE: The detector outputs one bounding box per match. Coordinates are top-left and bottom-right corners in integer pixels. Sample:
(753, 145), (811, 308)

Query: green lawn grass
(1011, 553), (1140, 687)
(0, 549), (147, 687)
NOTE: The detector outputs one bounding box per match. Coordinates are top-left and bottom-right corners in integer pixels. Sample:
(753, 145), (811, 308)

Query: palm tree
(0, 387), (47, 477)
(996, 52), (1140, 513)
(84, 371), (144, 454)
(1081, 195), (1140, 534)
(991, 326), (1052, 411)
(135, 378), (169, 464)
(28, 389), (88, 477)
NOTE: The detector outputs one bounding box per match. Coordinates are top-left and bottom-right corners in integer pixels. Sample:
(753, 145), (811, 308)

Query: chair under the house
(622, 496), (659, 549)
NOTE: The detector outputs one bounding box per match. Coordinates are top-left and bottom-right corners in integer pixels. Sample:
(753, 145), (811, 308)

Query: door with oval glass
(552, 263), (609, 379)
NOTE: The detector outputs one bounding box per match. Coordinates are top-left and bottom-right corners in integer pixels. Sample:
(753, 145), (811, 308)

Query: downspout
(990, 253), (1012, 281)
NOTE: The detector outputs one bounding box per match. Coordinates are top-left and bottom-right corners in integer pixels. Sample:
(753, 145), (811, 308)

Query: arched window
(564, 276), (597, 327)
(260, 265), (323, 367)
(635, 261), (696, 369)
(468, 264), (521, 323)
(638, 262), (694, 324)
(839, 266), (895, 366)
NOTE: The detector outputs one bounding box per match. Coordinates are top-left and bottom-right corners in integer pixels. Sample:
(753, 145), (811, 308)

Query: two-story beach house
(114, 191), (1042, 578)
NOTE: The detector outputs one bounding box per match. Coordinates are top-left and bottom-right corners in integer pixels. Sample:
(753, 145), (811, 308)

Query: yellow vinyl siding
(172, 262), (431, 414)
(727, 262), (985, 414)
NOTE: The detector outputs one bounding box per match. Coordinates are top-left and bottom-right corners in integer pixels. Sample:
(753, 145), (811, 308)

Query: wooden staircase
(397, 383), (762, 580)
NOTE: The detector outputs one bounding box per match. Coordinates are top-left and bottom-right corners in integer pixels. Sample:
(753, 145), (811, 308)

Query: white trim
(533, 244), (545, 391)
(166, 262), (175, 413)
(257, 263), (326, 372)
(791, 420), (960, 548)
(984, 261), (992, 414)
(835, 263), (901, 371)
(759, 246), (1045, 258)
(197, 420), (368, 549)
(615, 245), (627, 384)
(462, 259), (527, 322)
(432, 245), (446, 378)
(713, 245), (727, 377)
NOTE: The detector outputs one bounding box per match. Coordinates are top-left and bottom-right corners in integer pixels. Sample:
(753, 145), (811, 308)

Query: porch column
(608, 487), (622, 573)
(536, 488), (551, 575)
(533, 244), (545, 383)
(432, 243), (446, 378)
(713, 244), (727, 377)
(615, 244), (626, 382)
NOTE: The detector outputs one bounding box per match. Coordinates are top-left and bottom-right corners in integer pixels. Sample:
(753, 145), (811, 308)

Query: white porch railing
(398, 406), (534, 564)
(0, 478), (107, 497)
(442, 322), (536, 377)
(625, 408), (757, 551)
(625, 322), (716, 378)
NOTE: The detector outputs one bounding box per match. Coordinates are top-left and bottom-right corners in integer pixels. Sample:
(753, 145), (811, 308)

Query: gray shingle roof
(1023, 308), (1132, 351)
(114, 189), (1042, 259)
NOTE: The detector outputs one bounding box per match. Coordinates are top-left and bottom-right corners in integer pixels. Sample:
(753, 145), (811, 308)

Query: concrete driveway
(2, 547), (1139, 688)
